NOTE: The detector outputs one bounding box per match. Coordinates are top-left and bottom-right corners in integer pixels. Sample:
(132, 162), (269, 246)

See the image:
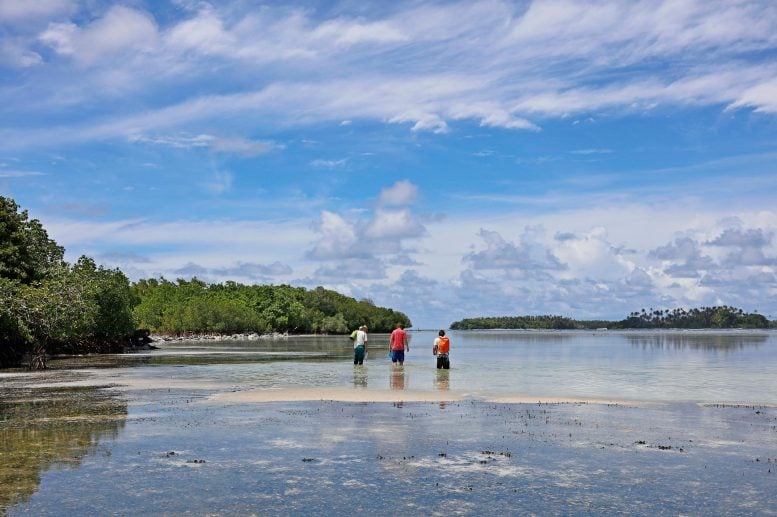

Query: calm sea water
(3, 330), (777, 515)
(125, 329), (777, 405)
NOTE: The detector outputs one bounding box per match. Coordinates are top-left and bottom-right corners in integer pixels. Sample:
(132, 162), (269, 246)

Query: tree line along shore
(2, 195), (774, 369)
(1, 196), (409, 368)
(450, 307), (775, 331)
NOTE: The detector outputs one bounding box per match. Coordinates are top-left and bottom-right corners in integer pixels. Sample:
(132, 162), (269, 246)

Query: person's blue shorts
(391, 350), (405, 363)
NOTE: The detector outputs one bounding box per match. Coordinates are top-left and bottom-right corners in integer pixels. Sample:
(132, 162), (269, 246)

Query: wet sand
(207, 386), (633, 406)
(4, 367), (640, 405)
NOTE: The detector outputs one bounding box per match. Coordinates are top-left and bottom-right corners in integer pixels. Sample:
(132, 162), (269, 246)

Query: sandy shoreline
(206, 387), (634, 406)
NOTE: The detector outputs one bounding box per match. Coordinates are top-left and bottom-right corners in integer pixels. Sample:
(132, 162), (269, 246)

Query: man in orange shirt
(434, 330), (450, 369)
(389, 323), (409, 365)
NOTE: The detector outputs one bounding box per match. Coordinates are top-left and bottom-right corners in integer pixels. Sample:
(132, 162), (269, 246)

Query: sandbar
(206, 387), (635, 406)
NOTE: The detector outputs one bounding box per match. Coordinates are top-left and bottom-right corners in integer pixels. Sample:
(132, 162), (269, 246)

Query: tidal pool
(1, 330), (776, 515)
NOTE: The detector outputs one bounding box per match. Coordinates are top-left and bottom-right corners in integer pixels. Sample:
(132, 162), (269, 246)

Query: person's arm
(365, 333), (368, 353)
(405, 333), (409, 352)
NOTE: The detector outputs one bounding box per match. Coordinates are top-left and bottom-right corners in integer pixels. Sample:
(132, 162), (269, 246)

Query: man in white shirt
(354, 325), (368, 365)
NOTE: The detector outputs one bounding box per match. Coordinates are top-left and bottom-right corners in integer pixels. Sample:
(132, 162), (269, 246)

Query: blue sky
(2, 0), (777, 327)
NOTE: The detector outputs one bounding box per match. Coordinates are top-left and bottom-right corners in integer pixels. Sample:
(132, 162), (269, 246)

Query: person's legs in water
(354, 345), (365, 365)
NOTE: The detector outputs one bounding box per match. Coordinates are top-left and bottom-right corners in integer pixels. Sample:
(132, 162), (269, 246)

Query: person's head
(396, 323), (403, 329)
(438, 329), (446, 337)
(360, 325), (368, 331)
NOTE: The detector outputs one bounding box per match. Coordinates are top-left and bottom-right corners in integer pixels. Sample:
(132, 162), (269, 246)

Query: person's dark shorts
(436, 353), (449, 369)
(390, 350), (405, 363)
(354, 345), (365, 365)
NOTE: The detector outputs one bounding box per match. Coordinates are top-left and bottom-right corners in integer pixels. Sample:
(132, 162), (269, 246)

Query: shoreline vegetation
(450, 306), (775, 331)
(132, 278), (410, 337)
(1, 195), (409, 368)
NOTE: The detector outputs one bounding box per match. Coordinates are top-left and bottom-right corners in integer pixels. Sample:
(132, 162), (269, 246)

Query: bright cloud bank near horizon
(2, 0), (777, 327)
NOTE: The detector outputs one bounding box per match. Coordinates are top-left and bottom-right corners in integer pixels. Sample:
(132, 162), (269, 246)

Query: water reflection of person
(353, 367), (368, 388)
(435, 369), (450, 409)
(390, 365), (406, 390)
(435, 368), (450, 391)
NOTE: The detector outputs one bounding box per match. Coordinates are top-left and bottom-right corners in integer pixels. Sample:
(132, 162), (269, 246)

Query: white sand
(207, 387), (462, 403)
(205, 387), (634, 405)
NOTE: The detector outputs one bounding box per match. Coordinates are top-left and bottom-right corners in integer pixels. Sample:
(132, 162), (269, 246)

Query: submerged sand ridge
(206, 387), (633, 406)
(7, 366), (638, 406)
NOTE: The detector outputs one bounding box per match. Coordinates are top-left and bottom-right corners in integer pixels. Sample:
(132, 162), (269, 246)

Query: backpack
(350, 330), (358, 340)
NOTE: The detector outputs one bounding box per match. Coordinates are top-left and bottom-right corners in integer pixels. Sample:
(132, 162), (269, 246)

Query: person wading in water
(433, 330), (450, 369)
(389, 323), (409, 365)
(353, 325), (368, 365)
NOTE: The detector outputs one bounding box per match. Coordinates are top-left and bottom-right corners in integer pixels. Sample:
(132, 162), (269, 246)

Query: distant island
(450, 306), (775, 330)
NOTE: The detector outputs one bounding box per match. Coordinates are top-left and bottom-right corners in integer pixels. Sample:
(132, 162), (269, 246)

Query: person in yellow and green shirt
(353, 325), (368, 365)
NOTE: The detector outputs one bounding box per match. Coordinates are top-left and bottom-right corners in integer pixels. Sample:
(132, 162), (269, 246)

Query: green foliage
(319, 313), (349, 334)
(451, 306), (770, 330)
(450, 315), (578, 330)
(131, 280), (411, 335)
(618, 306), (769, 329)
(71, 257), (136, 344)
(16, 265), (98, 348)
(0, 196), (135, 366)
(0, 196), (64, 284)
(8, 259), (135, 357)
(0, 278), (28, 366)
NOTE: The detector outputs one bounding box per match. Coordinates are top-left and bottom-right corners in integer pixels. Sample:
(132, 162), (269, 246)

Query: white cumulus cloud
(377, 180), (418, 207)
